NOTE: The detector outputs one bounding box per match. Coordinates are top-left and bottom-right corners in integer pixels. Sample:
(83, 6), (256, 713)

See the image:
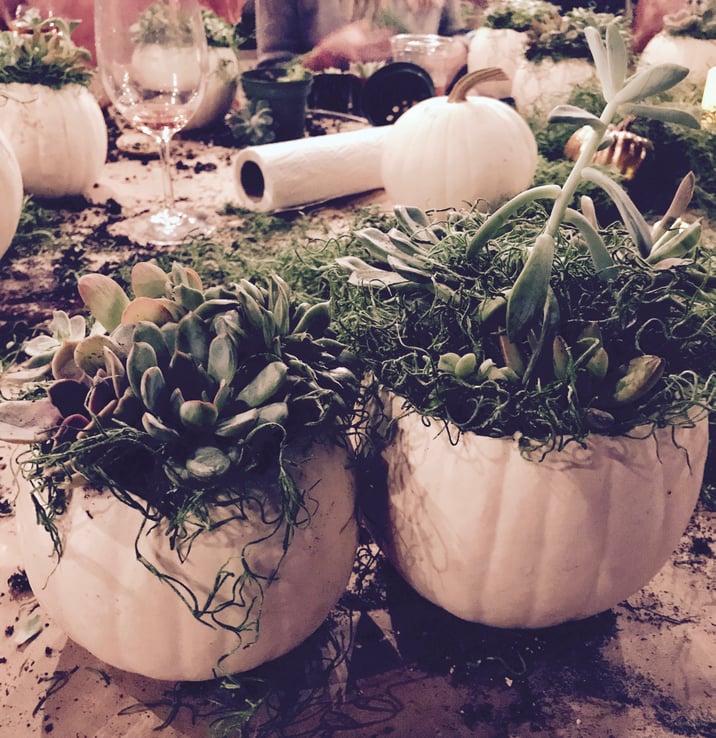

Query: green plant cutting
(334, 21), (716, 454)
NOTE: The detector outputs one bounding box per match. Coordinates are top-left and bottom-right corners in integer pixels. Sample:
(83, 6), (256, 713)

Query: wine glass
(95, 0), (210, 245)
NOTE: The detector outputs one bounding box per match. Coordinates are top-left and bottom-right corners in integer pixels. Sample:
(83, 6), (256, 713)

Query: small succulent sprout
(609, 355), (665, 405)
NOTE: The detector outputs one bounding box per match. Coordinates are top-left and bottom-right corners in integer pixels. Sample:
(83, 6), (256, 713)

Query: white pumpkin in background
(14, 439), (358, 681)
(0, 82), (107, 199)
(467, 27), (528, 96)
(639, 34), (716, 86)
(364, 396), (708, 628)
(512, 56), (597, 118)
(0, 128), (23, 259)
(381, 69), (538, 211)
(186, 46), (240, 130)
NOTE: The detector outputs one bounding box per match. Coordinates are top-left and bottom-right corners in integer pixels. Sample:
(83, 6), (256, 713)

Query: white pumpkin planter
(186, 46), (240, 130)
(14, 439), (358, 681)
(364, 399), (708, 629)
(381, 70), (538, 211)
(0, 128), (23, 260)
(639, 34), (716, 87)
(467, 27), (528, 93)
(0, 82), (107, 198)
(512, 57), (597, 118)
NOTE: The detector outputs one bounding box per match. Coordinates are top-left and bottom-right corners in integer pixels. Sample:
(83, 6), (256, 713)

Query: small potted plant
(332, 23), (714, 629)
(0, 9), (107, 198)
(0, 261), (361, 681)
(638, 0), (716, 86)
(240, 62), (314, 142)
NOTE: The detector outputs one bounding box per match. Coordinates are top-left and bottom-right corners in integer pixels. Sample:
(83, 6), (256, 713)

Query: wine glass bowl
(95, 0), (209, 244)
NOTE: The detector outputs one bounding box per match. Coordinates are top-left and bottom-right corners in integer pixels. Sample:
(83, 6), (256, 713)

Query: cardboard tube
(233, 126), (388, 212)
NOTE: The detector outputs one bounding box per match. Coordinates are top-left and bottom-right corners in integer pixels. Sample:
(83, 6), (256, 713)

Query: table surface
(0, 118), (714, 738)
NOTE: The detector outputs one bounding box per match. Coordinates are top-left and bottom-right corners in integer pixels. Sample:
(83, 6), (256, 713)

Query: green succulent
(0, 9), (92, 88)
(333, 22), (716, 452)
(483, 0), (562, 32)
(226, 99), (276, 146)
(2, 262), (359, 504)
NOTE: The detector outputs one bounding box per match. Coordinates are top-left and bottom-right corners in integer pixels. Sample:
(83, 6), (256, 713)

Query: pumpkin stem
(447, 68), (510, 103)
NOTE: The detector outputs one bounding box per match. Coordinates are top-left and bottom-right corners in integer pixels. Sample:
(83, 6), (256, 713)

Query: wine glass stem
(157, 135), (176, 213)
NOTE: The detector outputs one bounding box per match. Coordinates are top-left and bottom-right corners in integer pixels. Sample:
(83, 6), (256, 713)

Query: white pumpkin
(467, 27), (528, 86)
(14, 438), (358, 681)
(364, 397), (707, 628)
(639, 34), (716, 87)
(381, 70), (538, 211)
(0, 82), (107, 199)
(512, 57), (597, 118)
(0, 128), (23, 260)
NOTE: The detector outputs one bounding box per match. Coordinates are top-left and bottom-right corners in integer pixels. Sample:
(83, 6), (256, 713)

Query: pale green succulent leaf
(140, 365), (166, 414)
(237, 361), (288, 408)
(207, 333), (237, 384)
(132, 321), (170, 367)
(73, 335), (118, 377)
(142, 412), (181, 441)
(77, 273), (130, 333)
(563, 208), (616, 281)
(186, 446), (231, 480)
(584, 24), (613, 100)
(610, 355), (665, 404)
(614, 64), (689, 105)
(581, 167), (653, 257)
(215, 407), (259, 437)
(605, 21), (628, 98)
(175, 284), (205, 312)
(130, 261), (170, 298)
(548, 104), (606, 132)
(179, 399), (219, 430)
(127, 341), (159, 398)
(619, 103), (700, 129)
(176, 312), (210, 366)
(506, 233), (555, 341)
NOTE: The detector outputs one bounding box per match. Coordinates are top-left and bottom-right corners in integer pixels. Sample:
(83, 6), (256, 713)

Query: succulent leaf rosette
(333, 22), (716, 455)
(0, 262), (360, 639)
(0, 9), (92, 88)
(663, 0), (716, 39)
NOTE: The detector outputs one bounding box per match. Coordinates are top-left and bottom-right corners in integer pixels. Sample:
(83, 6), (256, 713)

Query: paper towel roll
(233, 126), (388, 212)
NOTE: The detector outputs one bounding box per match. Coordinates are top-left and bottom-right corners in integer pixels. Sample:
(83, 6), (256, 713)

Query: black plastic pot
(241, 67), (314, 142)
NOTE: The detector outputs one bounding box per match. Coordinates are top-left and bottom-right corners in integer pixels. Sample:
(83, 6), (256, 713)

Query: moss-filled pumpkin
(0, 82), (107, 198)
(0, 128), (23, 259)
(0, 13), (107, 198)
(381, 69), (538, 211)
(14, 438), (357, 681)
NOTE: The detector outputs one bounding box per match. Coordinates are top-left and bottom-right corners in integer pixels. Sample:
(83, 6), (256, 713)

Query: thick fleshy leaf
(614, 64), (689, 105)
(619, 103), (700, 129)
(142, 412), (181, 442)
(126, 342), (159, 398)
(73, 335), (118, 376)
(179, 399), (218, 430)
(51, 340), (85, 381)
(584, 25), (612, 100)
(176, 312), (210, 367)
(548, 105), (605, 131)
(131, 261), (170, 298)
(175, 283), (205, 311)
(132, 321), (170, 367)
(121, 297), (175, 326)
(237, 361), (288, 407)
(140, 365), (167, 414)
(650, 172), (696, 243)
(606, 22), (628, 98)
(610, 355), (665, 404)
(207, 333), (237, 384)
(215, 407), (259, 438)
(506, 233), (555, 341)
(77, 273), (130, 333)
(563, 208), (616, 281)
(466, 186), (561, 259)
(581, 167), (653, 257)
(186, 445), (231, 480)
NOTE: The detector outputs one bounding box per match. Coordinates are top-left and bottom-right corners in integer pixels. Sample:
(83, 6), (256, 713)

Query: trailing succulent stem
(334, 22), (715, 449)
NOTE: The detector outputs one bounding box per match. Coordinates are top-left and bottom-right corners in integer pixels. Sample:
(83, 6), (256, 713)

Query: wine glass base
(125, 208), (215, 246)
